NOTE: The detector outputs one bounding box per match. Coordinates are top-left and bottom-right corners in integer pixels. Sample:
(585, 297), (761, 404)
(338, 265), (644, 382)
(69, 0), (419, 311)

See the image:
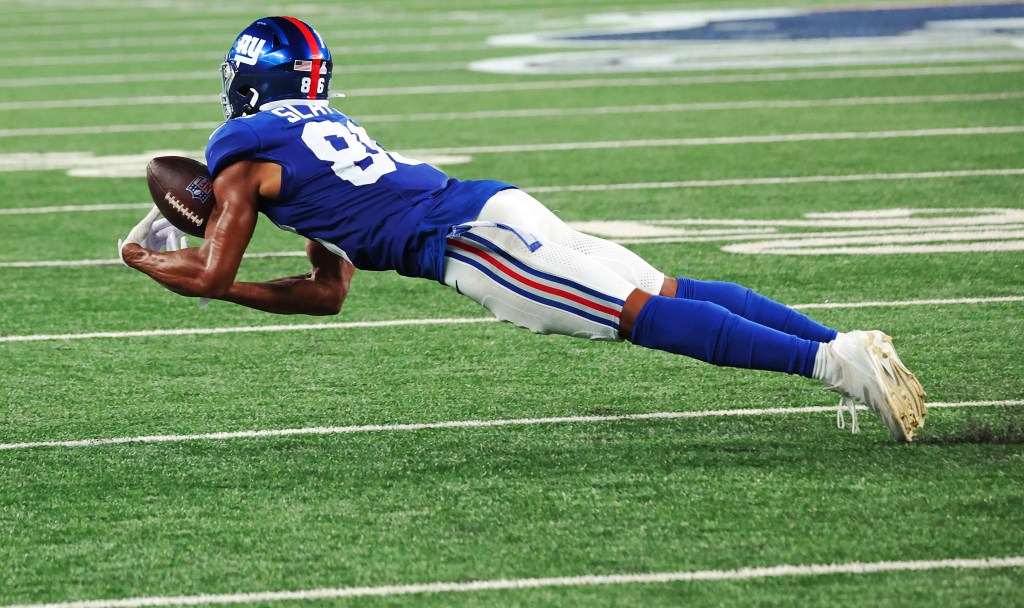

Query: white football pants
(442, 188), (666, 341)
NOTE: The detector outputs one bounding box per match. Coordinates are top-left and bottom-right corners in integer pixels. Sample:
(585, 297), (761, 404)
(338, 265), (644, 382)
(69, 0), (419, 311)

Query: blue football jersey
(205, 101), (512, 281)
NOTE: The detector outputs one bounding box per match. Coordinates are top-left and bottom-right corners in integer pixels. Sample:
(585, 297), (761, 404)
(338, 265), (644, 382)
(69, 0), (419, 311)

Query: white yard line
(406, 126), (1024, 155)
(298, 64), (1024, 96)
(0, 25), (545, 53)
(0, 250), (308, 268)
(2, 62), (1024, 110)
(6, 556), (1023, 608)
(15, 557), (1024, 607)
(0, 122), (220, 138)
(528, 168), (1024, 192)
(0, 9), (508, 38)
(0, 317), (497, 343)
(361, 92), (1024, 121)
(8, 90), (1024, 114)
(3, 63), (1019, 90)
(0, 259), (130, 268)
(792, 295), (1024, 309)
(3, 168), (1023, 217)
(4, 91), (1022, 133)
(8, 240), (1024, 268)
(0, 62), (464, 89)
(15, 50), (224, 66)
(13, 42), (487, 67)
(0, 297), (1020, 343)
(0, 203), (151, 215)
(0, 71), (212, 88)
(7, 125), (1004, 167)
(0, 400), (1020, 452)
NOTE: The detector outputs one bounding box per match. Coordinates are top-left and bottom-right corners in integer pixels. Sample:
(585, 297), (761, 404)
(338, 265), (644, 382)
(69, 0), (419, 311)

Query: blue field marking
(567, 3), (1024, 43)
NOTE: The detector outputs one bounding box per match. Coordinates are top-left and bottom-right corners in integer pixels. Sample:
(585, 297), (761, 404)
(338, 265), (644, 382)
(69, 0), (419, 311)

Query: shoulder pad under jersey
(205, 119), (261, 178)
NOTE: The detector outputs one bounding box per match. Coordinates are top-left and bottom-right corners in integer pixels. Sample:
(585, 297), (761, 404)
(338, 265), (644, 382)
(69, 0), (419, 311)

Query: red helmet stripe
(305, 59), (321, 99)
(281, 16), (323, 100)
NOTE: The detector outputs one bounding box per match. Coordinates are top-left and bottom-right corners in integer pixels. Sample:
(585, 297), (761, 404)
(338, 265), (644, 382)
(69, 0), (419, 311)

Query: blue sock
(631, 296), (819, 377)
(676, 278), (838, 342)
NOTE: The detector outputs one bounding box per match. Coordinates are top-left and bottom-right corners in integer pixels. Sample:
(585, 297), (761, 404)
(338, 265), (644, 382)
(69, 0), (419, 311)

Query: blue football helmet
(220, 16), (333, 120)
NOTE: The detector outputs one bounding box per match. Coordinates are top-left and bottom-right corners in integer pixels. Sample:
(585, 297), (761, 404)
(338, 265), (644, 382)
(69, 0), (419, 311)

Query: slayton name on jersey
(269, 103), (336, 123)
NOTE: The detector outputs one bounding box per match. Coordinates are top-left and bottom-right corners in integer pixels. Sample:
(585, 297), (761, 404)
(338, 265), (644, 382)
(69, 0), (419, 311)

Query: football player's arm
(123, 161), (353, 315)
(217, 238), (354, 316)
(121, 162), (258, 300)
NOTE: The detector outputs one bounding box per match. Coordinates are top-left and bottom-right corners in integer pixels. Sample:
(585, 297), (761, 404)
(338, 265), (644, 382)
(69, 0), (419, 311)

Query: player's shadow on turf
(915, 417), (1024, 445)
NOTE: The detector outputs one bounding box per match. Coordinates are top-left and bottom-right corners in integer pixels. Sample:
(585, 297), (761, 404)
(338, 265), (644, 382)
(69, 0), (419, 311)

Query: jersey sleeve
(205, 120), (261, 177)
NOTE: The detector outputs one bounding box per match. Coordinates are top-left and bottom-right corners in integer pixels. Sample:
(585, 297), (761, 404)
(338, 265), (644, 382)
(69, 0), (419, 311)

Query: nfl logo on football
(186, 176), (213, 202)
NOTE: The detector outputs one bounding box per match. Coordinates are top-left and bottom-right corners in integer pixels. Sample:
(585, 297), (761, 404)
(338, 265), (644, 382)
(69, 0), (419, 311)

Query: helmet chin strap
(241, 88), (261, 116)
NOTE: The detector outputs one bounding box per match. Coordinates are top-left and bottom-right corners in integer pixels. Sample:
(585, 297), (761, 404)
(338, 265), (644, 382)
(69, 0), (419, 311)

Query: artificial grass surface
(2, 0), (1023, 606)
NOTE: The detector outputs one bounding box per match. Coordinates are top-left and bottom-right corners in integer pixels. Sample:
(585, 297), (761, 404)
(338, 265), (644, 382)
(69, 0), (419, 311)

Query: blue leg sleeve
(631, 296), (819, 377)
(676, 278), (838, 343)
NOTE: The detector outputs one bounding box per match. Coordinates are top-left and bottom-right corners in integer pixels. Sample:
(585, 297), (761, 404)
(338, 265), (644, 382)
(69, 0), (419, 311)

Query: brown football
(147, 156), (216, 238)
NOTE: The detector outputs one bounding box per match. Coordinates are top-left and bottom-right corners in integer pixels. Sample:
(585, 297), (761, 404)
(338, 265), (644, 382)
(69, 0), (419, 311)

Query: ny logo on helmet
(235, 35), (267, 66)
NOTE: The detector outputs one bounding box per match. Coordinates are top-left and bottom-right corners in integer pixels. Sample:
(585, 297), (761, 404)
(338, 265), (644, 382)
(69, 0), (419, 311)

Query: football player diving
(119, 16), (926, 441)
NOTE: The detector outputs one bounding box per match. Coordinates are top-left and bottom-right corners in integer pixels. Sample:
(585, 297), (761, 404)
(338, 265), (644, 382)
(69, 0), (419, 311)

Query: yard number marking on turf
(576, 208), (1024, 255)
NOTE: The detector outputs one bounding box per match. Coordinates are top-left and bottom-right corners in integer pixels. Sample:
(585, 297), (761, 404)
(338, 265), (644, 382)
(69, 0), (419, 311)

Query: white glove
(118, 207), (189, 266)
(142, 218), (190, 252)
(118, 206), (160, 266)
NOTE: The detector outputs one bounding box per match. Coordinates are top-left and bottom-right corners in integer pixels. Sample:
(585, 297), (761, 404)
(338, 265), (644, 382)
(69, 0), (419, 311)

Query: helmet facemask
(219, 60), (236, 120)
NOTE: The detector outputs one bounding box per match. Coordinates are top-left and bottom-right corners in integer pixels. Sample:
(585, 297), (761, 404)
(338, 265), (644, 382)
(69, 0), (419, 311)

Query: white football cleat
(825, 330), (926, 442)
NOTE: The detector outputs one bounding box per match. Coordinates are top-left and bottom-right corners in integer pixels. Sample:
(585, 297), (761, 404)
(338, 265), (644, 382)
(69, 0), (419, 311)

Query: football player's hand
(142, 218), (190, 252)
(118, 208), (190, 265)
(118, 205), (161, 265)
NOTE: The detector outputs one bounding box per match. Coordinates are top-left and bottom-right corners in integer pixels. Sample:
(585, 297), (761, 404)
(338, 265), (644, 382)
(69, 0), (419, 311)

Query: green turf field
(2, 1), (1024, 606)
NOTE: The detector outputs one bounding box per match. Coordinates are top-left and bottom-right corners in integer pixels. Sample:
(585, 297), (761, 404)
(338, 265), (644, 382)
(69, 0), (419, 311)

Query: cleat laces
(836, 396), (860, 434)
